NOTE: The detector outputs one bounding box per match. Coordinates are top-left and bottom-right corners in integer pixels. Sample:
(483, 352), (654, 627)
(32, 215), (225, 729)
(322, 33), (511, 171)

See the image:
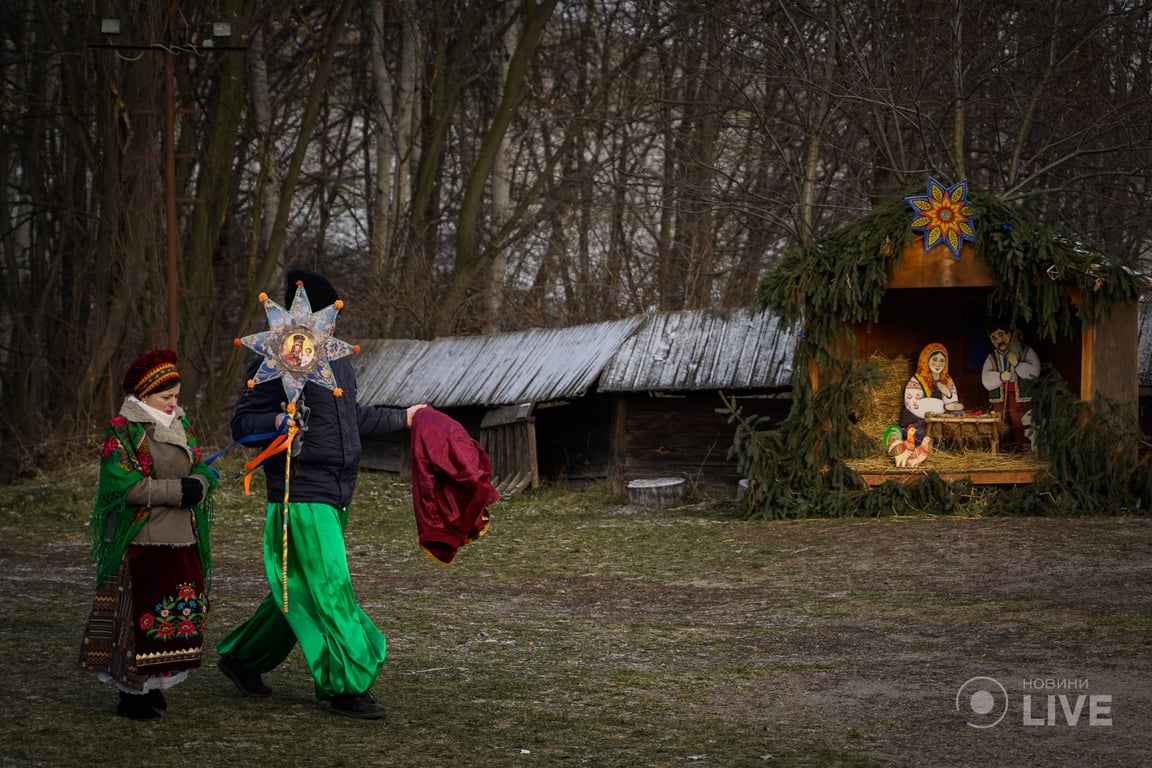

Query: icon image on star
(281, 332), (316, 370)
(234, 281), (358, 405)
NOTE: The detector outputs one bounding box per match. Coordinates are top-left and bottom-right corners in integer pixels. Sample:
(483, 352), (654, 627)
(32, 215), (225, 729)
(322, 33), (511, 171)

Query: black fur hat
(285, 268), (339, 309)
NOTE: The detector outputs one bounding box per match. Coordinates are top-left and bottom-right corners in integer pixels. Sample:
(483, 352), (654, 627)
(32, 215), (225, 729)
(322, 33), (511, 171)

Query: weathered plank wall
(613, 391), (791, 492)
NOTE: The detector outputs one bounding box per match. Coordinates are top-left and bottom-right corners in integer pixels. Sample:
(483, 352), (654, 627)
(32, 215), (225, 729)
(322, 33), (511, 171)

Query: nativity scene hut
(735, 179), (1149, 519)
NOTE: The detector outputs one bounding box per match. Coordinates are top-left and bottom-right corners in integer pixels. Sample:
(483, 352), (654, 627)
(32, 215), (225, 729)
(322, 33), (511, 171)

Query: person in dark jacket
(216, 268), (426, 720)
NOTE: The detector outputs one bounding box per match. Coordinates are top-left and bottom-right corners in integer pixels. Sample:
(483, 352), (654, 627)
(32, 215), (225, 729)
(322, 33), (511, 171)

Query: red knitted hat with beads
(123, 349), (181, 398)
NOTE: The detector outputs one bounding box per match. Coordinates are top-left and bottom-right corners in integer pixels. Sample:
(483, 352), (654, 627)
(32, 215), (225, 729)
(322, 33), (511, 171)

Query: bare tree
(3, 0), (1151, 479)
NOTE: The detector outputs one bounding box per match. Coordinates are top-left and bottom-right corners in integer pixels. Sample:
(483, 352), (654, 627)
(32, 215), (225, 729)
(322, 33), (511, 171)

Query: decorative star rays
(904, 177), (976, 260)
(235, 282), (359, 406)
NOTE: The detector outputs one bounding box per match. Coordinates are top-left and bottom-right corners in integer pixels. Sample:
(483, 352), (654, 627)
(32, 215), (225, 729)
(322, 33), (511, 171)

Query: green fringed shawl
(88, 415), (217, 588)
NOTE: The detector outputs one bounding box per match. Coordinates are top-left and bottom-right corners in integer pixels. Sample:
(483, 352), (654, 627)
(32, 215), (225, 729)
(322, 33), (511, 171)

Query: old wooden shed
(353, 307), (795, 495)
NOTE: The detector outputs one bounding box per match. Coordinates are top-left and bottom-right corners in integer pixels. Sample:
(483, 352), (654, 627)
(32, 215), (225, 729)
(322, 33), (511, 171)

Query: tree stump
(627, 477), (687, 509)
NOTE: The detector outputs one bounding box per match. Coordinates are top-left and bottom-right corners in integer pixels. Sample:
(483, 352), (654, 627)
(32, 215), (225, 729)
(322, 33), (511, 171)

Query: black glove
(289, 397), (308, 456)
(180, 477), (206, 508)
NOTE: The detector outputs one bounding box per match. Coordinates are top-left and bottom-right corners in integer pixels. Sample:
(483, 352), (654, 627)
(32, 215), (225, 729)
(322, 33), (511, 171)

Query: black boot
(330, 691), (386, 720)
(145, 689), (167, 711)
(117, 691), (161, 721)
(217, 655), (273, 697)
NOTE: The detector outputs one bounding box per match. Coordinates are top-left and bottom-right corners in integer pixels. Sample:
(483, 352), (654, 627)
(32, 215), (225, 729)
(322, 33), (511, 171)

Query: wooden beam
(1067, 286), (1095, 401)
(857, 470), (1042, 486)
(608, 396), (628, 493)
(888, 241), (995, 289)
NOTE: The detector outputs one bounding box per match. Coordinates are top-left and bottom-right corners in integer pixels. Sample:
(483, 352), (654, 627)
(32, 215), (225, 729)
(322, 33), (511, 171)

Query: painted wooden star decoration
(904, 177), (976, 260)
(234, 281), (359, 405)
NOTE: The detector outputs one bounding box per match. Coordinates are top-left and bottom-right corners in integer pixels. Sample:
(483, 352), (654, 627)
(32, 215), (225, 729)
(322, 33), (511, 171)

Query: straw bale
(857, 353), (911, 441)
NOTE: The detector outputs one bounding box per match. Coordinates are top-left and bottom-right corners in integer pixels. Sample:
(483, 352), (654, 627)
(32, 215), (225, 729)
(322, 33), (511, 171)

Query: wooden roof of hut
(598, 307), (794, 392)
(354, 317), (643, 408)
(353, 307), (795, 408)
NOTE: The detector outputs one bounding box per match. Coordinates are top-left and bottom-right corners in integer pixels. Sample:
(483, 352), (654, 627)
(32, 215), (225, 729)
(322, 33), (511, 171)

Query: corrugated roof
(598, 307), (795, 391)
(354, 316), (644, 407)
(353, 307), (795, 408)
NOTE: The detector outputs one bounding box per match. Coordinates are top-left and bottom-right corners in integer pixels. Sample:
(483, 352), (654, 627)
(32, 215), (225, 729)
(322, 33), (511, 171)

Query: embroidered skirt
(79, 544), (208, 689)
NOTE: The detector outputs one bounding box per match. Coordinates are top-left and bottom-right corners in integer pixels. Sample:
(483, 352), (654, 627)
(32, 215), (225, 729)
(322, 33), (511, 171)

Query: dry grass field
(1, 459), (1149, 767)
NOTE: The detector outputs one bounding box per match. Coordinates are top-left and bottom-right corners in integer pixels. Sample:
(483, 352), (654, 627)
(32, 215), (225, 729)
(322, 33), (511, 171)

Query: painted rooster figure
(906, 435), (932, 468)
(886, 425), (932, 468)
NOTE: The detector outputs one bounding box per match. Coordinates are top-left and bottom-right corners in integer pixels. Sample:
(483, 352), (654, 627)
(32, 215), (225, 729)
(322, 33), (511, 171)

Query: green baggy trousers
(217, 502), (386, 699)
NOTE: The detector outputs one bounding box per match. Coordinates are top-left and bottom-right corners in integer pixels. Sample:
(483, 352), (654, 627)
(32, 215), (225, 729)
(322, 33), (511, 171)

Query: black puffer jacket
(232, 356), (407, 508)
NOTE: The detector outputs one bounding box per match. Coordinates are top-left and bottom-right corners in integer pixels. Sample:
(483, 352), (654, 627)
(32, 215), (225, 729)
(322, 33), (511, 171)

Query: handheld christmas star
(234, 281), (359, 405)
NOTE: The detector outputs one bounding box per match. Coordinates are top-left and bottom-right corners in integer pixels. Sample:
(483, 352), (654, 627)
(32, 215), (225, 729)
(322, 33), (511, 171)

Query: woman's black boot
(144, 689), (167, 711)
(117, 690), (161, 721)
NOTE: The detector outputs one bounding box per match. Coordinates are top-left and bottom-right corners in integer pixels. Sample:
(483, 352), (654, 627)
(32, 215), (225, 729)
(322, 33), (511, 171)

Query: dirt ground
(349, 505), (1152, 767)
(652, 512), (1152, 767)
(2, 476), (1150, 767)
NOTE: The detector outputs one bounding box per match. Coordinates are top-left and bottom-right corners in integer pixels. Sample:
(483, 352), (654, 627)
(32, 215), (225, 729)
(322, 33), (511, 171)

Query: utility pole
(165, 49), (178, 350)
(90, 18), (243, 350)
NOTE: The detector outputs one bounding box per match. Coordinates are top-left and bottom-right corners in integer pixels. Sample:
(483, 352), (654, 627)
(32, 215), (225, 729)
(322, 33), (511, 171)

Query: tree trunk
(237, 0), (357, 338)
(483, 11), (518, 333)
(369, 0), (395, 286)
(432, 0), (558, 337)
(182, 8), (250, 429)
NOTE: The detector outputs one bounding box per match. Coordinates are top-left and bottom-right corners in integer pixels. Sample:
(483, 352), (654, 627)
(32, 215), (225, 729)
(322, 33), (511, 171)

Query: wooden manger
(766, 180), (1142, 504)
(923, 412), (1002, 453)
(847, 448), (1047, 486)
(848, 226), (1139, 488)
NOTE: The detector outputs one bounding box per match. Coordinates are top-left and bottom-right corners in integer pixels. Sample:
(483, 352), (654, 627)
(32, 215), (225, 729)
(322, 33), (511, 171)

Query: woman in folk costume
(79, 350), (217, 721)
(899, 342), (962, 443)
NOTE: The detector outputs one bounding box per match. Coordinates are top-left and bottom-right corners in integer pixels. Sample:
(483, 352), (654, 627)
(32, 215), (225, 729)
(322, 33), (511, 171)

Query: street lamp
(202, 22), (233, 47)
